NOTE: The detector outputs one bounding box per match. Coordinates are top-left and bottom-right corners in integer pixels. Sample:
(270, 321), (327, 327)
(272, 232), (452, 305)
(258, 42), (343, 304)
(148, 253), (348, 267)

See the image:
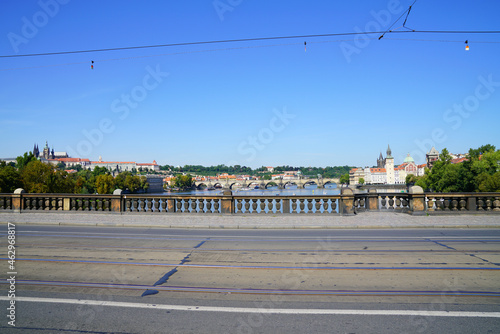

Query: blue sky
(1, 0), (499, 168)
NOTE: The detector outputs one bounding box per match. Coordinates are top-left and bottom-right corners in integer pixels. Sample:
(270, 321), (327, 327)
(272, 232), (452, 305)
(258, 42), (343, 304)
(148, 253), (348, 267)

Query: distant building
(426, 146), (439, 169)
(89, 156), (159, 172)
(349, 145), (423, 185)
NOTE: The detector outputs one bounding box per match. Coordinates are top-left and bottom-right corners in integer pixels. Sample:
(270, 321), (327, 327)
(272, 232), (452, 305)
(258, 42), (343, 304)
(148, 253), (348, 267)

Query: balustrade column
(12, 188), (25, 212)
(409, 186), (425, 215)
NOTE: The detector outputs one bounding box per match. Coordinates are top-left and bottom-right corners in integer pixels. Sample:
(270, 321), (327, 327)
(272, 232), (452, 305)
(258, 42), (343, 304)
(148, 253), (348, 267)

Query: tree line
(410, 144), (499, 192)
(0, 152), (149, 194)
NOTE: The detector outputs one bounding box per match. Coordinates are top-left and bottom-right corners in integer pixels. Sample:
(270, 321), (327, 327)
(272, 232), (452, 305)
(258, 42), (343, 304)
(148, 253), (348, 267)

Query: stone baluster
(315, 199), (321, 213)
(236, 199), (243, 213)
(25, 197), (32, 210)
(331, 199), (337, 213)
(153, 199), (160, 212)
(395, 196), (401, 210)
(244, 199), (250, 213)
(322, 199), (328, 213)
(299, 199), (305, 213)
(206, 199), (212, 213)
(260, 199), (266, 214)
(267, 199), (273, 213)
(485, 197), (493, 211)
(380, 195), (387, 210)
(477, 197), (485, 211)
(451, 198), (459, 211)
(307, 199), (313, 213)
(89, 198), (96, 211)
(275, 199), (282, 213)
(459, 198), (467, 211)
(252, 199), (258, 213)
(291, 199), (297, 213)
(493, 197), (500, 212)
(388, 195), (395, 210)
(443, 197), (451, 211)
(213, 199), (220, 213)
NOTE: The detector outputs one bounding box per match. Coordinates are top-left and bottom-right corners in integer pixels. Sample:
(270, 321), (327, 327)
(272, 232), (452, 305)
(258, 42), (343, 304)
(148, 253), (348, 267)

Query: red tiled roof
(91, 161), (136, 164)
(50, 158), (90, 162)
(451, 157), (468, 164)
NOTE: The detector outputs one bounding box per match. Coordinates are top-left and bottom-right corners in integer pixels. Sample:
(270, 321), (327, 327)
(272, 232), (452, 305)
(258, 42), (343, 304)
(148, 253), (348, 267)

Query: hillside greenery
(0, 156), (148, 194)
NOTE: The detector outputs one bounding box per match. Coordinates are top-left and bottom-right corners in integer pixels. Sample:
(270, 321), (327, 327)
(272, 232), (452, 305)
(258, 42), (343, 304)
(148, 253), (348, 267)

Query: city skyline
(1, 1), (499, 168)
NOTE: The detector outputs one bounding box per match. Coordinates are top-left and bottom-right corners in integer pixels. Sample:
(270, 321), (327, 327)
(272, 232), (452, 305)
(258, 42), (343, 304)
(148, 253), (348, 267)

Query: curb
(2, 221), (500, 230)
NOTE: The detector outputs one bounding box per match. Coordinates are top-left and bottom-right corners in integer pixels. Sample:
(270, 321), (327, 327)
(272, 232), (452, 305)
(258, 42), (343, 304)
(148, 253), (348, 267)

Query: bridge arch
(283, 181), (298, 188)
(264, 181), (279, 189)
(196, 183), (208, 190)
(303, 180), (317, 188)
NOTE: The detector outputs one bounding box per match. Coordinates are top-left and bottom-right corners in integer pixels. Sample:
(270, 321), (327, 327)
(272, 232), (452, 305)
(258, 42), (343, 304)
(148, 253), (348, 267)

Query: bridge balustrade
(1, 189), (499, 215)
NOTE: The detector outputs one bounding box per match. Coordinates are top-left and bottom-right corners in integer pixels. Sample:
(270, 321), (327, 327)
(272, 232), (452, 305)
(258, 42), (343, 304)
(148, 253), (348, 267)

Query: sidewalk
(1, 211), (499, 229)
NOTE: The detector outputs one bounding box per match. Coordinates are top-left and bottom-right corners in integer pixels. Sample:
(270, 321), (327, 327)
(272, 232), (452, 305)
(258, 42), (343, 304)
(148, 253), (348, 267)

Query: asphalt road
(1, 225), (500, 333)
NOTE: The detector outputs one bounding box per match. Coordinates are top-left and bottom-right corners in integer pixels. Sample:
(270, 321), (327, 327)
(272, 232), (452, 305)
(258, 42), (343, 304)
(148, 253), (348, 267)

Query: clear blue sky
(1, 0), (499, 168)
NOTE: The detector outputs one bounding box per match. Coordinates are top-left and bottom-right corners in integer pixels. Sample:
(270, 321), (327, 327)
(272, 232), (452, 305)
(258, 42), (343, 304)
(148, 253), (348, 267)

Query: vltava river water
(165, 184), (340, 196)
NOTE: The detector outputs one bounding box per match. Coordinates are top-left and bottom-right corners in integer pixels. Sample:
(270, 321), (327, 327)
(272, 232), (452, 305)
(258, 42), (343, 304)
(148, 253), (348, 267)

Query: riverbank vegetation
(413, 145), (500, 192)
(0, 156), (148, 194)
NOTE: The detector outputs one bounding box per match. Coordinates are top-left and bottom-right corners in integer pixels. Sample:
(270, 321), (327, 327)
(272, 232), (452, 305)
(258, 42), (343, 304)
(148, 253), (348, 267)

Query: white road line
(1, 296), (500, 317)
(13, 230), (500, 240)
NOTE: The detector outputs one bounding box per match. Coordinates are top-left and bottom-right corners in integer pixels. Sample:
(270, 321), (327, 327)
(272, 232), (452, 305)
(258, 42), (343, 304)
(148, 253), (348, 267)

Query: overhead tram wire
(0, 31), (393, 59)
(1, 30), (499, 71)
(1, 29), (500, 59)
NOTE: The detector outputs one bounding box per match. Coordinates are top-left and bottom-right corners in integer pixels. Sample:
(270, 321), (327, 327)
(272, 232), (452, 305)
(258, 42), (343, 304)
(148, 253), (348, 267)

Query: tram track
(3, 226), (500, 307)
(3, 279), (500, 298)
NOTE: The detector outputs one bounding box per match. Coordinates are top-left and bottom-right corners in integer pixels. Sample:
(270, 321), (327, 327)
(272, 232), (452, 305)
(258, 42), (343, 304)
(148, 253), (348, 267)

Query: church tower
(385, 144), (395, 184)
(377, 152), (384, 168)
(33, 143), (39, 158)
(43, 141), (50, 160)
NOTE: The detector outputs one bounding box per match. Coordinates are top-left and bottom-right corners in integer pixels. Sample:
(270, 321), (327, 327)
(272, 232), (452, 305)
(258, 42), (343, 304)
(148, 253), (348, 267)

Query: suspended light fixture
(465, 40), (469, 51)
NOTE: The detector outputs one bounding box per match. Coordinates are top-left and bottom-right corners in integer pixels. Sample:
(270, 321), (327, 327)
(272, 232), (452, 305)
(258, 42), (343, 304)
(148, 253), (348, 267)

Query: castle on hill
(31, 141), (159, 172)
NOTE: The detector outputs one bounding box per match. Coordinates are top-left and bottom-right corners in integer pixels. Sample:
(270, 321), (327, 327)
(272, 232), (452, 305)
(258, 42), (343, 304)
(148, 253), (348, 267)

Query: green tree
(358, 177), (365, 185)
(16, 152), (36, 170)
(20, 160), (54, 193)
(172, 174), (194, 190)
(139, 176), (149, 192)
(124, 174), (141, 193)
(0, 162), (22, 193)
(92, 166), (109, 177)
(477, 172), (500, 192)
(95, 174), (115, 194)
(339, 173), (349, 184)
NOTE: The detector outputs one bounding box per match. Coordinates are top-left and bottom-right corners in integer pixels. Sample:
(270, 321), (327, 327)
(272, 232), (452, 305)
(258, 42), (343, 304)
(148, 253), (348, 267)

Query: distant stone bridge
(194, 177), (340, 190)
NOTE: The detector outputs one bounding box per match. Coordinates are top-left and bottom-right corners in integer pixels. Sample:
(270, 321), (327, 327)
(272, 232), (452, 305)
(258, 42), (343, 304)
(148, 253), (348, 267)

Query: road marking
(4, 257), (500, 270)
(1, 296), (499, 317)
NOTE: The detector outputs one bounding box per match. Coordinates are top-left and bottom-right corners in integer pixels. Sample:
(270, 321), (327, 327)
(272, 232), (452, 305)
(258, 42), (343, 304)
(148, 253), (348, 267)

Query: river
(164, 183), (341, 196)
